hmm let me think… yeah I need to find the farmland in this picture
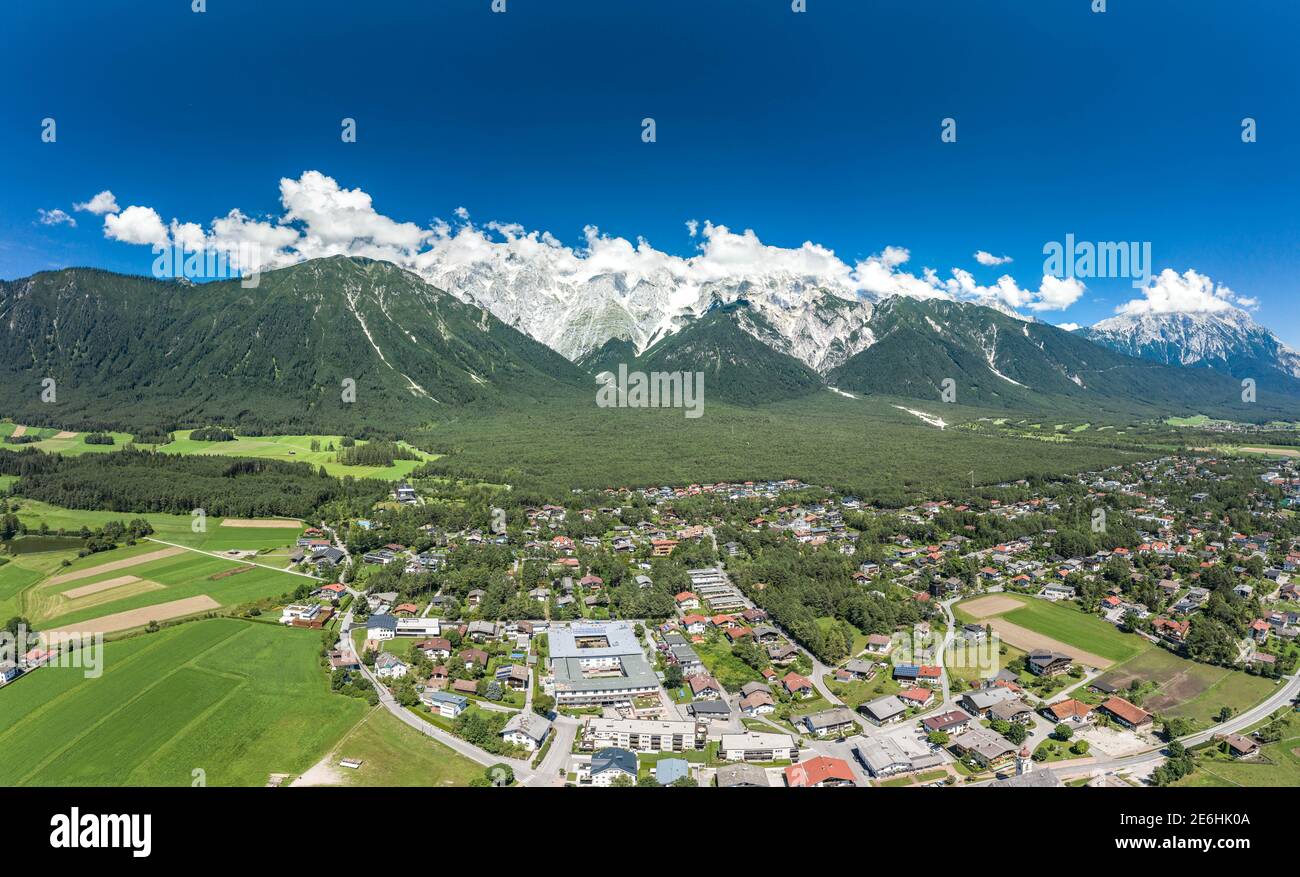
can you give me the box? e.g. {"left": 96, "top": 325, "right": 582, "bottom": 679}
{"left": 298, "top": 708, "right": 482, "bottom": 787}
{"left": 0, "top": 423, "right": 134, "bottom": 456}
{"left": 152, "top": 431, "right": 435, "bottom": 480}
{"left": 7, "top": 536, "right": 313, "bottom": 635}
{"left": 1092, "top": 648, "right": 1278, "bottom": 727}
{"left": 0, "top": 619, "right": 365, "bottom": 785}
{"left": 956, "top": 593, "right": 1149, "bottom": 666}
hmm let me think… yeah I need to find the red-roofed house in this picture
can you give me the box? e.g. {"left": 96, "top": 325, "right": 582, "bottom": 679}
{"left": 782, "top": 672, "right": 815, "bottom": 699}
{"left": 784, "top": 755, "right": 855, "bottom": 787}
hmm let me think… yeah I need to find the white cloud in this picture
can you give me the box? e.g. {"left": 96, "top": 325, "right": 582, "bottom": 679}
{"left": 974, "top": 250, "right": 1012, "bottom": 266}
{"left": 73, "top": 190, "right": 120, "bottom": 215}
{"left": 1114, "top": 268, "right": 1253, "bottom": 316}
{"left": 83, "top": 169, "right": 1090, "bottom": 316}
{"left": 103, "top": 205, "right": 169, "bottom": 246}
{"left": 1056, "top": 322, "right": 1081, "bottom": 332}
{"left": 37, "top": 208, "right": 76, "bottom": 227}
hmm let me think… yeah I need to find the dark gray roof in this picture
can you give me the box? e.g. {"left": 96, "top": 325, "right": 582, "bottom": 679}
{"left": 591, "top": 747, "right": 637, "bottom": 776}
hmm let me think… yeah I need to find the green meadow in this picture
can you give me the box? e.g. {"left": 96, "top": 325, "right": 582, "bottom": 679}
{"left": 999, "top": 597, "right": 1149, "bottom": 664}
{"left": 955, "top": 594, "right": 1149, "bottom": 665}
{"left": 153, "top": 430, "right": 435, "bottom": 480}
{"left": 7, "top": 498, "right": 306, "bottom": 552}
{"left": 22, "top": 539, "right": 312, "bottom": 629}
{"left": 0, "top": 423, "right": 135, "bottom": 456}
{"left": 0, "top": 619, "right": 366, "bottom": 786}
{"left": 314, "top": 708, "right": 482, "bottom": 787}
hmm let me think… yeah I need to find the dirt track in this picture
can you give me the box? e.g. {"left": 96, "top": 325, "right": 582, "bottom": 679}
{"left": 45, "top": 547, "right": 186, "bottom": 586}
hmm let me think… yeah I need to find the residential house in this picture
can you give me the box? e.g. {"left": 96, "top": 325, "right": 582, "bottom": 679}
{"left": 784, "top": 755, "right": 855, "bottom": 787}
{"left": 501, "top": 712, "right": 553, "bottom": 752}
{"left": 801, "top": 708, "right": 858, "bottom": 738}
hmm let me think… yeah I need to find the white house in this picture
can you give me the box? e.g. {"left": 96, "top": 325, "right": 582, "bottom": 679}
{"left": 501, "top": 712, "right": 553, "bottom": 752}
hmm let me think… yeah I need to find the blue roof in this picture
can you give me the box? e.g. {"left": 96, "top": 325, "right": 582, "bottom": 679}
{"left": 654, "top": 758, "right": 690, "bottom": 785}
{"left": 893, "top": 664, "right": 920, "bottom": 678}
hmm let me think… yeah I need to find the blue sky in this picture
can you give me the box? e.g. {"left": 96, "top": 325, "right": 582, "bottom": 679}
{"left": 2, "top": 0, "right": 1297, "bottom": 342}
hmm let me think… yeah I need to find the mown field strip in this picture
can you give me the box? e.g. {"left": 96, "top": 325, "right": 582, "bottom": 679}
{"left": 45, "top": 547, "right": 186, "bottom": 586}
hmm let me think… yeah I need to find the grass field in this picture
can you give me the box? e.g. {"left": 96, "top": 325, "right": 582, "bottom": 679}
{"left": 8, "top": 538, "right": 312, "bottom": 632}
{"left": 0, "top": 423, "right": 135, "bottom": 456}
{"left": 693, "top": 636, "right": 764, "bottom": 690}
{"left": 1177, "top": 734, "right": 1300, "bottom": 787}
{"left": 956, "top": 594, "right": 1149, "bottom": 665}
{"left": 307, "top": 708, "right": 482, "bottom": 787}
{"left": 8, "top": 498, "right": 306, "bottom": 553}
{"left": 152, "top": 430, "right": 435, "bottom": 480}
{"left": 0, "top": 618, "right": 366, "bottom": 785}
{"left": 1094, "top": 647, "right": 1278, "bottom": 726}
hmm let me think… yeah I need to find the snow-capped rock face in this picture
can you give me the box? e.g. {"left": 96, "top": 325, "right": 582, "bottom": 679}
{"left": 1083, "top": 309, "right": 1300, "bottom": 379}
{"left": 421, "top": 254, "right": 880, "bottom": 372}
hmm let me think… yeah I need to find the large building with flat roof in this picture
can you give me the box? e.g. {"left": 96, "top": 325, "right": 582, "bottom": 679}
{"left": 548, "top": 622, "right": 660, "bottom": 707}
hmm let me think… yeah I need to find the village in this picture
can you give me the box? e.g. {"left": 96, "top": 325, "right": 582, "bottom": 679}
{"left": 222, "top": 453, "right": 1300, "bottom": 787}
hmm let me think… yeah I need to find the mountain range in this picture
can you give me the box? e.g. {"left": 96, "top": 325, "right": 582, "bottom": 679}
{"left": 1080, "top": 309, "right": 1300, "bottom": 385}
{"left": 431, "top": 248, "right": 1300, "bottom": 399}
{"left": 1, "top": 256, "right": 1297, "bottom": 433}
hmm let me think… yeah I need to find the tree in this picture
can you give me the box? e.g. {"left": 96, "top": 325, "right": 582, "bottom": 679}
{"left": 664, "top": 663, "right": 683, "bottom": 689}
{"left": 1070, "top": 739, "right": 1090, "bottom": 756}
{"left": 1215, "top": 706, "right": 1234, "bottom": 723}
{"left": 610, "top": 774, "right": 634, "bottom": 787}
{"left": 1004, "top": 722, "right": 1027, "bottom": 746}
{"left": 486, "top": 764, "right": 514, "bottom": 786}
{"left": 1052, "top": 723, "right": 1073, "bottom": 741}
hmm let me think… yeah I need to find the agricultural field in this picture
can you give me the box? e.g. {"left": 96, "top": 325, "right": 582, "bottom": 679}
{"left": 12, "top": 538, "right": 314, "bottom": 635}
{"left": 7, "top": 498, "right": 306, "bottom": 553}
{"left": 956, "top": 593, "right": 1149, "bottom": 667}
{"left": 0, "top": 423, "right": 135, "bottom": 456}
{"left": 1092, "top": 648, "right": 1278, "bottom": 726}
{"left": 152, "top": 430, "right": 435, "bottom": 480}
{"left": 297, "top": 708, "right": 482, "bottom": 787}
{"left": 0, "top": 618, "right": 366, "bottom": 785}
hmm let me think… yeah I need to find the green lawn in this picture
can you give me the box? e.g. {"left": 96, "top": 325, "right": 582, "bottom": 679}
{"left": 693, "top": 636, "right": 764, "bottom": 690}
{"left": 0, "top": 618, "right": 365, "bottom": 785}
{"left": 317, "top": 708, "right": 482, "bottom": 787}
{"left": 153, "top": 430, "right": 435, "bottom": 480}
{"left": 1177, "top": 735, "right": 1300, "bottom": 787}
{"left": 945, "top": 642, "right": 1027, "bottom": 691}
